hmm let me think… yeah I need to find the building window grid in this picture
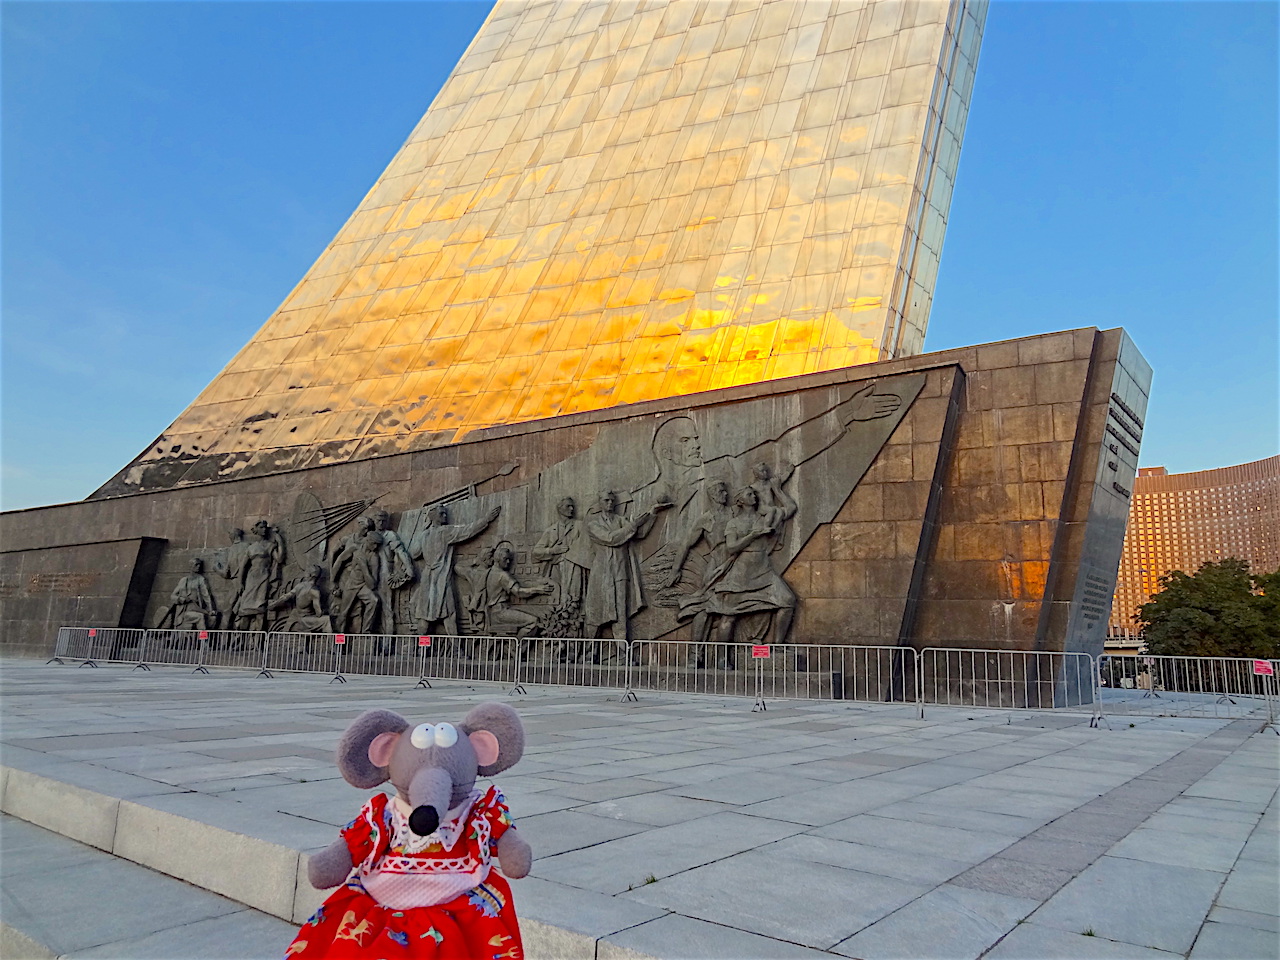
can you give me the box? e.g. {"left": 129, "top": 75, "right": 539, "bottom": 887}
{"left": 1110, "top": 458, "right": 1280, "bottom": 632}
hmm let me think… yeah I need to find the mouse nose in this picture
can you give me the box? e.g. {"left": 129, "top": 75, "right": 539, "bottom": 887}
{"left": 409, "top": 805, "right": 440, "bottom": 836}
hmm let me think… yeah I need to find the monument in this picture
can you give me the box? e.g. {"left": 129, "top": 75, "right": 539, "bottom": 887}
{"left": 0, "top": 0, "right": 1150, "bottom": 704}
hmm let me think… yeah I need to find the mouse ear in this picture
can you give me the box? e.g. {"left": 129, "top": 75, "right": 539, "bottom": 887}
{"left": 337, "top": 709, "right": 408, "bottom": 787}
{"left": 459, "top": 702, "right": 524, "bottom": 776}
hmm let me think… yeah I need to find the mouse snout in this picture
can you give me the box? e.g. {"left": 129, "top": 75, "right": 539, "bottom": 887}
{"left": 408, "top": 805, "right": 440, "bottom": 836}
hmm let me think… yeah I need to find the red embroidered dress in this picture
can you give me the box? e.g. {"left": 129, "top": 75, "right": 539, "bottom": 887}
{"left": 286, "top": 786, "right": 523, "bottom": 959}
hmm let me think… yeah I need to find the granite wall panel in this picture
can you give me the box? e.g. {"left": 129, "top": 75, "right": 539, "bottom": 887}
{"left": 0, "top": 538, "right": 166, "bottom": 658}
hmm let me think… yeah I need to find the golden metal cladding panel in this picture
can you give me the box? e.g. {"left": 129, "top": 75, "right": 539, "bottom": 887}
{"left": 106, "top": 0, "right": 986, "bottom": 493}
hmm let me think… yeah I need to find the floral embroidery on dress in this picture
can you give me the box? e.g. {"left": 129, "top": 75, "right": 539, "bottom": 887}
{"left": 466, "top": 881, "right": 507, "bottom": 918}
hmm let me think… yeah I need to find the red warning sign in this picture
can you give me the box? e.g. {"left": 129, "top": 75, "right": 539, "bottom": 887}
{"left": 334, "top": 633, "right": 346, "bottom": 645}
{"left": 198, "top": 630, "right": 208, "bottom": 640}
{"left": 752, "top": 645, "right": 771, "bottom": 659}
{"left": 418, "top": 636, "right": 432, "bottom": 647}
{"left": 88, "top": 628, "right": 97, "bottom": 637}
{"left": 1253, "top": 660, "right": 1275, "bottom": 677}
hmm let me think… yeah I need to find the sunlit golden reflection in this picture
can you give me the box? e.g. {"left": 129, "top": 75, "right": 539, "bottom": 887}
{"left": 124, "top": 0, "right": 984, "bottom": 484}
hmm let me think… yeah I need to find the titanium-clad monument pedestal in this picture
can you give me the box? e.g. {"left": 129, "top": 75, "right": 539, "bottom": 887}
{"left": 1, "top": 327, "right": 1150, "bottom": 678}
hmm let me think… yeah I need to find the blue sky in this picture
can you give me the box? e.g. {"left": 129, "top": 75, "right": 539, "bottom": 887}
{"left": 2, "top": 1, "right": 1276, "bottom": 511}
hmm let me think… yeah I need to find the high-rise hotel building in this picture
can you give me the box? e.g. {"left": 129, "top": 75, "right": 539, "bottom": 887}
{"left": 1109, "top": 455, "right": 1280, "bottom": 635}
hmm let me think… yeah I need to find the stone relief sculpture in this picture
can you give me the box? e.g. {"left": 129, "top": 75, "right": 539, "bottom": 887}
{"left": 634, "top": 381, "right": 906, "bottom": 553}
{"left": 665, "top": 480, "right": 733, "bottom": 593}
{"left": 157, "top": 557, "right": 217, "bottom": 630}
{"left": 694, "top": 478, "right": 799, "bottom": 654}
{"left": 334, "top": 532, "right": 383, "bottom": 635}
{"left": 530, "top": 497, "right": 590, "bottom": 643}
{"left": 270, "top": 564, "right": 333, "bottom": 634}
{"left": 410, "top": 502, "right": 501, "bottom": 639}
{"left": 215, "top": 527, "right": 250, "bottom": 618}
{"left": 331, "top": 515, "right": 375, "bottom": 626}
{"left": 150, "top": 373, "right": 926, "bottom": 654}
{"left": 372, "top": 509, "right": 416, "bottom": 635}
{"left": 641, "top": 417, "right": 705, "bottom": 518}
{"left": 484, "top": 543, "right": 552, "bottom": 642}
{"left": 532, "top": 497, "right": 588, "bottom": 608}
{"left": 232, "top": 520, "right": 286, "bottom": 632}
{"left": 457, "top": 546, "right": 497, "bottom": 635}
{"left": 584, "top": 491, "right": 672, "bottom": 655}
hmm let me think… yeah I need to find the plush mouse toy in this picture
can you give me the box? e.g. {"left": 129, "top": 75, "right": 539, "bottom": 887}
{"left": 286, "top": 702, "right": 532, "bottom": 959}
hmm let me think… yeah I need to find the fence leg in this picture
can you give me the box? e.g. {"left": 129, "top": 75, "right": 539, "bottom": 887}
{"left": 1090, "top": 660, "right": 1111, "bottom": 732}
{"left": 48, "top": 630, "right": 69, "bottom": 665}
{"left": 509, "top": 639, "right": 527, "bottom": 696}
{"left": 132, "top": 633, "right": 151, "bottom": 672}
{"left": 257, "top": 633, "right": 274, "bottom": 678}
{"left": 1268, "top": 674, "right": 1279, "bottom": 736}
{"left": 752, "top": 657, "right": 767, "bottom": 713}
{"left": 414, "top": 645, "right": 432, "bottom": 690}
{"left": 329, "top": 642, "right": 346, "bottom": 684}
{"left": 192, "top": 637, "right": 210, "bottom": 675}
{"left": 79, "top": 631, "right": 100, "bottom": 668}
{"left": 619, "top": 643, "right": 638, "bottom": 703}
{"left": 917, "top": 655, "right": 925, "bottom": 720}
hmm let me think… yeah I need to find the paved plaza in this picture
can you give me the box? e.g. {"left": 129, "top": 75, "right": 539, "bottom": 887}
{"left": 0, "top": 659, "right": 1276, "bottom": 959}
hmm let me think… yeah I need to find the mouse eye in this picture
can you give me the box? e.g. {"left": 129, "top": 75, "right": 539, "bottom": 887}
{"left": 434, "top": 723, "right": 458, "bottom": 748}
{"left": 410, "top": 723, "right": 436, "bottom": 749}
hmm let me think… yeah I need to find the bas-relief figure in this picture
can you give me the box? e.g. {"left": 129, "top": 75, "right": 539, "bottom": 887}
{"left": 157, "top": 557, "right": 217, "bottom": 630}
{"left": 666, "top": 480, "right": 733, "bottom": 595}
{"left": 372, "top": 508, "right": 415, "bottom": 634}
{"left": 215, "top": 527, "right": 251, "bottom": 619}
{"left": 628, "top": 380, "right": 916, "bottom": 607}
{"left": 331, "top": 515, "right": 375, "bottom": 628}
{"left": 335, "top": 532, "right": 383, "bottom": 635}
{"left": 270, "top": 564, "right": 333, "bottom": 634}
{"left": 410, "top": 502, "right": 501, "bottom": 638}
{"left": 484, "top": 544, "right": 552, "bottom": 641}
{"left": 701, "top": 477, "right": 798, "bottom": 645}
{"left": 233, "top": 520, "right": 286, "bottom": 632}
{"left": 532, "top": 498, "right": 589, "bottom": 609}
{"left": 584, "top": 491, "right": 672, "bottom": 653}
{"left": 458, "top": 546, "right": 497, "bottom": 635}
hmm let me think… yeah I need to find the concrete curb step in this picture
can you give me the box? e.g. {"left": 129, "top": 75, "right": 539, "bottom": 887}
{"left": 0, "top": 764, "right": 654, "bottom": 960}
{"left": 1, "top": 813, "right": 298, "bottom": 960}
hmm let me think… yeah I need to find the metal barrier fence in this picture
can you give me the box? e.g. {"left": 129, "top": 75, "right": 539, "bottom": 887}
{"left": 516, "top": 638, "right": 633, "bottom": 697}
{"left": 1098, "top": 654, "right": 1279, "bottom": 721}
{"left": 49, "top": 627, "right": 147, "bottom": 667}
{"left": 626, "top": 640, "right": 754, "bottom": 699}
{"left": 760, "top": 643, "right": 917, "bottom": 704}
{"left": 43, "top": 626, "right": 1279, "bottom": 724}
{"left": 917, "top": 648, "right": 1101, "bottom": 722}
{"left": 145, "top": 630, "right": 267, "bottom": 673}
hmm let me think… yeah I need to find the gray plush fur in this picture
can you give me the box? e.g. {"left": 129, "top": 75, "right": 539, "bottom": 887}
{"left": 308, "top": 702, "right": 532, "bottom": 890}
{"left": 336, "top": 708, "right": 408, "bottom": 788}
{"left": 460, "top": 702, "right": 525, "bottom": 777}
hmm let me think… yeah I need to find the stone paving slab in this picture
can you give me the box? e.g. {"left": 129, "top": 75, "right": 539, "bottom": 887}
{"left": 1, "top": 660, "right": 1277, "bottom": 959}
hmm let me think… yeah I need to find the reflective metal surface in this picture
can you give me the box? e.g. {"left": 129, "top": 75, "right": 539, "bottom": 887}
{"left": 104, "top": 0, "right": 986, "bottom": 495}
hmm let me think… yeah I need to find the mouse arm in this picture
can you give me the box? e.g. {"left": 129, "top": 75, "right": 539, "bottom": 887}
{"left": 307, "top": 837, "right": 355, "bottom": 889}
{"left": 496, "top": 828, "right": 531, "bottom": 879}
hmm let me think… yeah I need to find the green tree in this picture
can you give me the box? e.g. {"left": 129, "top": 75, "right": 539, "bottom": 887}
{"left": 1137, "top": 558, "right": 1280, "bottom": 659}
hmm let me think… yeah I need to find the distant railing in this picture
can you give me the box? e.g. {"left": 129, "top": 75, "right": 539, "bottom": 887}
{"left": 45, "top": 626, "right": 1279, "bottom": 723}
{"left": 1097, "top": 654, "right": 1279, "bottom": 721}
{"left": 916, "top": 647, "right": 1101, "bottom": 722}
